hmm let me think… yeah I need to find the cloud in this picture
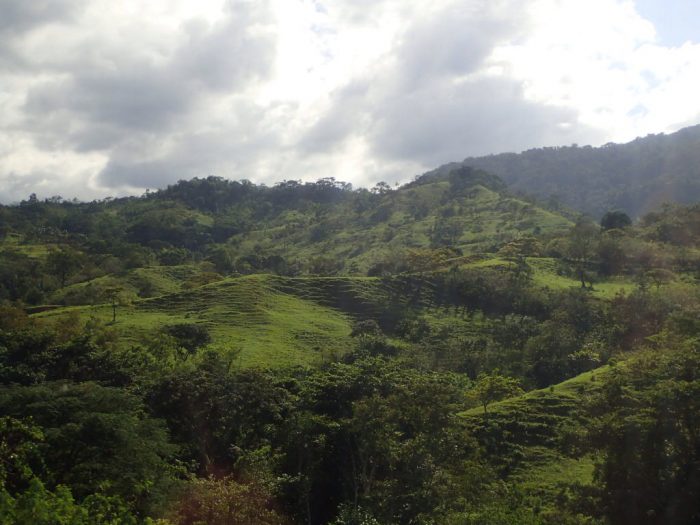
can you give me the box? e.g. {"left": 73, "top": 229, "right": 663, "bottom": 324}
{"left": 1, "top": 0, "right": 700, "bottom": 202}
{"left": 370, "top": 76, "right": 597, "bottom": 164}
{"left": 97, "top": 102, "right": 285, "bottom": 189}
{"left": 21, "top": 1, "right": 275, "bottom": 154}
{"left": 0, "top": 0, "right": 83, "bottom": 35}
{"left": 300, "top": 0, "right": 601, "bottom": 166}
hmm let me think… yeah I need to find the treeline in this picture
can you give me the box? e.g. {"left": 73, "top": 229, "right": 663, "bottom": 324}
{"left": 457, "top": 124, "right": 700, "bottom": 218}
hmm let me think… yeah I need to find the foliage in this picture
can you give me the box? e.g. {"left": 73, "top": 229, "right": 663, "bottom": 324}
{"left": 165, "top": 476, "right": 288, "bottom": 525}
{"left": 600, "top": 210, "right": 631, "bottom": 231}
{"left": 161, "top": 324, "right": 211, "bottom": 360}
{"left": 470, "top": 373, "right": 524, "bottom": 416}
{"left": 0, "top": 174, "right": 698, "bottom": 524}
{"left": 590, "top": 339, "right": 700, "bottom": 525}
{"left": 0, "top": 383, "right": 178, "bottom": 513}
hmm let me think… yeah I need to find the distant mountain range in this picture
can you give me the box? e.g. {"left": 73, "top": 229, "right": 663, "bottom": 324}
{"left": 429, "top": 124, "right": 700, "bottom": 218}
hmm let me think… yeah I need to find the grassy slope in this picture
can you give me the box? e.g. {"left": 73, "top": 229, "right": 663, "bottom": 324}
{"left": 33, "top": 251, "right": 640, "bottom": 369}
{"left": 460, "top": 367, "right": 612, "bottom": 505}
{"left": 0, "top": 233, "right": 55, "bottom": 259}
{"left": 50, "top": 265, "right": 202, "bottom": 305}
{"left": 527, "top": 257, "right": 636, "bottom": 298}
{"left": 37, "top": 274, "right": 357, "bottom": 368}
{"left": 230, "top": 181, "right": 572, "bottom": 273}
{"left": 465, "top": 256, "right": 636, "bottom": 298}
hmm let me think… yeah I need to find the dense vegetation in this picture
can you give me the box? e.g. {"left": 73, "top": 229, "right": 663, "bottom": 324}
{"left": 434, "top": 124, "right": 700, "bottom": 218}
{"left": 1, "top": 170, "right": 699, "bottom": 524}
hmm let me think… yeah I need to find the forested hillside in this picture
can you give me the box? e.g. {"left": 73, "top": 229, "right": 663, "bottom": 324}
{"left": 437, "top": 124, "right": 700, "bottom": 218}
{"left": 0, "top": 167, "right": 569, "bottom": 307}
{"left": 1, "top": 169, "right": 699, "bottom": 524}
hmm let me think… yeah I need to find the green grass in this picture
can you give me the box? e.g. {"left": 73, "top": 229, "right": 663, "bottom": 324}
{"left": 227, "top": 181, "right": 572, "bottom": 274}
{"left": 49, "top": 265, "right": 205, "bottom": 306}
{"left": 462, "top": 256, "right": 636, "bottom": 298}
{"left": 513, "top": 454, "right": 596, "bottom": 499}
{"left": 459, "top": 366, "right": 611, "bottom": 505}
{"left": 0, "top": 240, "right": 55, "bottom": 259}
{"left": 36, "top": 274, "right": 356, "bottom": 368}
{"left": 528, "top": 257, "right": 635, "bottom": 298}
{"left": 460, "top": 366, "right": 611, "bottom": 419}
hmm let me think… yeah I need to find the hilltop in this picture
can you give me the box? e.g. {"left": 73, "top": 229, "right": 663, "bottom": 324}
{"left": 432, "top": 124, "right": 700, "bottom": 218}
{"left": 0, "top": 167, "right": 570, "bottom": 303}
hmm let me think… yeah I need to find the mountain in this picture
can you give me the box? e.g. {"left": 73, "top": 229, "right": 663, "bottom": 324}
{"left": 434, "top": 124, "right": 700, "bottom": 218}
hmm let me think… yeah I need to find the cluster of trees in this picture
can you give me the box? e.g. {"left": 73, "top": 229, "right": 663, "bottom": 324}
{"left": 0, "top": 166, "right": 558, "bottom": 307}
{"left": 0, "top": 312, "right": 536, "bottom": 524}
{"left": 2, "top": 269, "right": 697, "bottom": 524}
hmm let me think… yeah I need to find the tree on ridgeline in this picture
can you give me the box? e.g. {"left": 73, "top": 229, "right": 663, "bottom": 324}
{"left": 470, "top": 373, "right": 523, "bottom": 417}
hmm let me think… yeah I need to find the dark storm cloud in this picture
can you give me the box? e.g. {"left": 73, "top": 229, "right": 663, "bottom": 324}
{"left": 24, "top": 67, "right": 196, "bottom": 151}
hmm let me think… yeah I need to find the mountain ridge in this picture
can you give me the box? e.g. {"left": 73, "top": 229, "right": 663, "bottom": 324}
{"left": 442, "top": 123, "right": 700, "bottom": 218}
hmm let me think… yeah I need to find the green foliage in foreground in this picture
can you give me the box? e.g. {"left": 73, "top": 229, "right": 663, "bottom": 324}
{"left": 590, "top": 325, "right": 700, "bottom": 525}
{"left": 0, "top": 478, "right": 155, "bottom": 525}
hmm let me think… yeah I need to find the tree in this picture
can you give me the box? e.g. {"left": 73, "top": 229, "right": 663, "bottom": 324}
{"left": 592, "top": 346, "right": 700, "bottom": 525}
{"left": 470, "top": 373, "right": 523, "bottom": 416}
{"left": 103, "top": 286, "right": 133, "bottom": 323}
{"left": 162, "top": 323, "right": 211, "bottom": 361}
{"left": 430, "top": 217, "right": 464, "bottom": 248}
{"left": 207, "top": 245, "right": 236, "bottom": 274}
{"left": 405, "top": 248, "right": 450, "bottom": 274}
{"left": 308, "top": 256, "right": 342, "bottom": 276}
{"left": 350, "top": 320, "right": 381, "bottom": 339}
{"left": 0, "top": 417, "right": 45, "bottom": 492}
{"left": 166, "top": 476, "right": 288, "bottom": 525}
{"left": 597, "top": 230, "right": 627, "bottom": 275}
{"left": 565, "top": 220, "right": 599, "bottom": 288}
{"left": 498, "top": 236, "right": 539, "bottom": 284}
{"left": 643, "top": 268, "right": 676, "bottom": 291}
{"left": 46, "top": 248, "right": 82, "bottom": 288}
{"left": 600, "top": 210, "right": 632, "bottom": 231}
{"left": 0, "top": 383, "right": 177, "bottom": 511}
{"left": 0, "top": 477, "right": 142, "bottom": 525}
{"left": 370, "top": 181, "right": 392, "bottom": 195}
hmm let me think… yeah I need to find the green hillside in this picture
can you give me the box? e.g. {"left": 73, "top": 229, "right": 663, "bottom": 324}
{"left": 36, "top": 275, "right": 358, "bottom": 367}
{"left": 444, "top": 124, "right": 700, "bottom": 218}
{"left": 0, "top": 167, "right": 571, "bottom": 297}
{"left": 1, "top": 174, "right": 698, "bottom": 524}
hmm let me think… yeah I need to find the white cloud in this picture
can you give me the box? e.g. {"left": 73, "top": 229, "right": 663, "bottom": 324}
{"left": 0, "top": 0, "right": 699, "bottom": 202}
{"left": 493, "top": 0, "right": 700, "bottom": 140}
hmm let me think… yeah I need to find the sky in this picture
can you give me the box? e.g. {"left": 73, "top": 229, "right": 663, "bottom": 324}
{"left": 1, "top": 0, "right": 700, "bottom": 203}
